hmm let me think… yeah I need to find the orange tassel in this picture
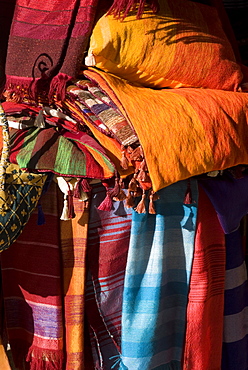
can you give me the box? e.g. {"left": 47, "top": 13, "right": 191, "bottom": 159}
{"left": 149, "top": 191, "right": 156, "bottom": 214}
{"left": 135, "top": 190, "right": 146, "bottom": 214}
{"left": 126, "top": 190, "right": 135, "bottom": 208}
{"left": 120, "top": 145, "right": 129, "bottom": 170}
{"left": 128, "top": 173, "right": 139, "bottom": 192}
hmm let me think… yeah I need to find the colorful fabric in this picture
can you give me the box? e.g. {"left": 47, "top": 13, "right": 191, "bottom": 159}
{"left": 183, "top": 185, "right": 225, "bottom": 370}
{"left": 85, "top": 183, "right": 132, "bottom": 370}
{"left": 3, "top": 0, "right": 99, "bottom": 102}
{"left": 87, "top": 0, "right": 243, "bottom": 91}
{"left": 9, "top": 126, "right": 115, "bottom": 179}
{"left": 222, "top": 228, "right": 248, "bottom": 370}
{"left": 60, "top": 197, "right": 90, "bottom": 370}
{"left": 0, "top": 180, "right": 65, "bottom": 370}
{"left": 121, "top": 179, "right": 198, "bottom": 370}
{"left": 85, "top": 68, "right": 248, "bottom": 192}
{"left": 198, "top": 171, "right": 248, "bottom": 234}
{"left": 67, "top": 81, "right": 139, "bottom": 147}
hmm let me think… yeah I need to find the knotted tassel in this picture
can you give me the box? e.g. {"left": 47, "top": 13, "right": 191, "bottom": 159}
{"left": 57, "top": 177, "right": 76, "bottom": 220}
{"left": 135, "top": 189, "right": 147, "bottom": 214}
{"left": 120, "top": 145, "right": 129, "bottom": 170}
{"left": 98, "top": 190, "right": 113, "bottom": 212}
{"left": 61, "top": 194, "right": 70, "bottom": 221}
{"left": 183, "top": 179, "right": 193, "bottom": 205}
{"left": 74, "top": 178, "right": 91, "bottom": 201}
{"left": 128, "top": 172, "right": 139, "bottom": 192}
{"left": 148, "top": 191, "right": 156, "bottom": 214}
{"left": 37, "top": 201, "right": 45, "bottom": 225}
{"left": 68, "top": 188, "right": 76, "bottom": 218}
{"left": 125, "top": 189, "right": 135, "bottom": 208}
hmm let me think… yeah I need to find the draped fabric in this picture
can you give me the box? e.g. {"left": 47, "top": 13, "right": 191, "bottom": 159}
{"left": 0, "top": 180, "right": 64, "bottom": 370}
{"left": 121, "top": 179, "right": 198, "bottom": 370}
{"left": 183, "top": 185, "right": 225, "bottom": 370}
{"left": 60, "top": 197, "right": 90, "bottom": 370}
{"left": 222, "top": 228, "right": 248, "bottom": 370}
{"left": 3, "top": 0, "right": 100, "bottom": 102}
{"left": 85, "top": 183, "right": 132, "bottom": 370}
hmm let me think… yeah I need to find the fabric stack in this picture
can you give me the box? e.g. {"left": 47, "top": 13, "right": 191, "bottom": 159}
{"left": 0, "top": 0, "right": 248, "bottom": 369}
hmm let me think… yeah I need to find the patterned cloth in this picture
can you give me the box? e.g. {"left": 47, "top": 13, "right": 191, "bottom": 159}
{"left": 183, "top": 185, "right": 225, "bottom": 370}
{"left": 222, "top": 228, "right": 248, "bottom": 370}
{"left": 60, "top": 197, "right": 90, "bottom": 370}
{"left": 3, "top": 0, "right": 99, "bottom": 102}
{"left": 0, "top": 180, "right": 64, "bottom": 370}
{"left": 85, "top": 183, "right": 132, "bottom": 370}
{"left": 121, "top": 179, "right": 198, "bottom": 370}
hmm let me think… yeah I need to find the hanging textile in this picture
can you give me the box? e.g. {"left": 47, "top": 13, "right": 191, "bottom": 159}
{"left": 60, "top": 197, "right": 90, "bottom": 370}
{"left": 222, "top": 228, "right": 248, "bottom": 370}
{"left": 3, "top": 0, "right": 100, "bottom": 103}
{"left": 0, "top": 180, "right": 65, "bottom": 370}
{"left": 182, "top": 185, "right": 225, "bottom": 370}
{"left": 121, "top": 179, "right": 198, "bottom": 370}
{"left": 85, "top": 183, "right": 132, "bottom": 369}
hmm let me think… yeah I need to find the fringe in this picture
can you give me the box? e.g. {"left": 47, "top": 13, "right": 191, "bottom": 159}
{"left": 26, "top": 346, "right": 64, "bottom": 370}
{"left": 107, "top": 0, "right": 160, "bottom": 19}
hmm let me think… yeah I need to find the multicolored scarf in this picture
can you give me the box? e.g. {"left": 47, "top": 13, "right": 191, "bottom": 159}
{"left": 0, "top": 181, "right": 64, "bottom": 370}
{"left": 121, "top": 179, "right": 198, "bottom": 370}
{"left": 85, "top": 183, "right": 132, "bottom": 369}
{"left": 3, "top": 0, "right": 100, "bottom": 103}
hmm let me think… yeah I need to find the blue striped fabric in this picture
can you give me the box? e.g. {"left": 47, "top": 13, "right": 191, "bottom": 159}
{"left": 222, "top": 228, "right": 248, "bottom": 370}
{"left": 121, "top": 179, "right": 198, "bottom": 370}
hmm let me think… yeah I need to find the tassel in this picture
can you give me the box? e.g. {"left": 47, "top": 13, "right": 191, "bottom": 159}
{"left": 37, "top": 202, "right": 45, "bottom": 225}
{"left": 128, "top": 173, "right": 139, "bottom": 191}
{"left": 67, "top": 188, "right": 76, "bottom": 218}
{"left": 60, "top": 194, "right": 70, "bottom": 221}
{"left": 85, "top": 51, "right": 96, "bottom": 66}
{"left": 74, "top": 179, "right": 91, "bottom": 201}
{"left": 125, "top": 189, "right": 135, "bottom": 208}
{"left": 107, "top": 0, "right": 159, "bottom": 19}
{"left": 135, "top": 189, "right": 146, "bottom": 214}
{"left": 98, "top": 190, "right": 113, "bottom": 212}
{"left": 48, "top": 73, "right": 72, "bottom": 102}
{"left": 120, "top": 145, "right": 129, "bottom": 170}
{"left": 148, "top": 190, "right": 156, "bottom": 214}
{"left": 184, "top": 179, "right": 193, "bottom": 205}
{"left": 80, "top": 178, "right": 92, "bottom": 193}
{"left": 109, "top": 176, "right": 121, "bottom": 198}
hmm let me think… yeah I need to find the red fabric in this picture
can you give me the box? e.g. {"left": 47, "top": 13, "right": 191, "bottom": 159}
{"left": 183, "top": 185, "right": 226, "bottom": 370}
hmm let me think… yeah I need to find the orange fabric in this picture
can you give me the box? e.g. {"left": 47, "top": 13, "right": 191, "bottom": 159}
{"left": 60, "top": 198, "right": 90, "bottom": 370}
{"left": 183, "top": 185, "right": 225, "bottom": 370}
{"left": 87, "top": 0, "right": 243, "bottom": 91}
{"left": 0, "top": 338, "right": 11, "bottom": 370}
{"left": 85, "top": 69, "right": 248, "bottom": 192}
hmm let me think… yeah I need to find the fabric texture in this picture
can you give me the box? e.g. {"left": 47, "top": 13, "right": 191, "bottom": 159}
{"left": 9, "top": 127, "right": 116, "bottom": 180}
{"left": 85, "top": 68, "right": 248, "bottom": 192}
{"left": 87, "top": 0, "right": 243, "bottom": 90}
{"left": 121, "top": 179, "right": 198, "bottom": 370}
{"left": 0, "top": 180, "right": 65, "bottom": 370}
{"left": 60, "top": 197, "right": 90, "bottom": 370}
{"left": 3, "top": 0, "right": 99, "bottom": 102}
{"left": 183, "top": 185, "right": 225, "bottom": 370}
{"left": 222, "top": 228, "right": 248, "bottom": 370}
{"left": 85, "top": 183, "right": 132, "bottom": 370}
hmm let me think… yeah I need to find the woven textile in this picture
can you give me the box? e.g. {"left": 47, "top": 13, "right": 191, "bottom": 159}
{"left": 85, "top": 183, "right": 132, "bottom": 370}
{"left": 183, "top": 185, "right": 225, "bottom": 370}
{"left": 0, "top": 180, "right": 65, "bottom": 370}
{"left": 121, "top": 179, "right": 198, "bottom": 370}
{"left": 84, "top": 68, "right": 248, "bottom": 192}
{"left": 222, "top": 229, "right": 248, "bottom": 370}
{"left": 9, "top": 126, "right": 115, "bottom": 180}
{"left": 60, "top": 197, "right": 89, "bottom": 370}
{"left": 3, "top": 0, "right": 99, "bottom": 102}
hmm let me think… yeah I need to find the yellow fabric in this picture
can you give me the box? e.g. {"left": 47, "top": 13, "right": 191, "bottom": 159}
{"left": 0, "top": 337, "right": 11, "bottom": 370}
{"left": 88, "top": 0, "right": 243, "bottom": 91}
{"left": 85, "top": 69, "right": 248, "bottom": 192}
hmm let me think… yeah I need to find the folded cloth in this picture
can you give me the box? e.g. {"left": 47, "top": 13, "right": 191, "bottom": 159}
{"left": 84, "top": 68, "right": 248, "bottom": 192}
{"left": 121, "top": 179, "right": 198, "bottom": 370}
{"left": 0, "top": 180, "right": 65, "bottom": 370}
{"left": 9, "top": 126, "right": 116, "bottom": 180}
{"left": 183, "top": 185, "right": 225, "bottom": 370}
{"left": 3, "top": 0, "right": 99, "bottom": 103}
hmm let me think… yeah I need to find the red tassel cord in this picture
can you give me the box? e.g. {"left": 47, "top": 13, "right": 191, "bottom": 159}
{"left": 135, "top": 189, "right": 147, "bottom": 214}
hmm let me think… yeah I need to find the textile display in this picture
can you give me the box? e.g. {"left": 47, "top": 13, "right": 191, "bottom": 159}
{"left": 121, "top": 179, "right": 198, "bottom": 370}
{"left": 60, "top": 197, "right": 90, "bottom": 370}
{"left": 183, "top": 185, "right": 225, "bottom": 370}
{"left": 0, "top": 180, "right": 64, "bottom": 370}
{"left": 222, "top": 228, "right": 248, "bottom": 370}
{"left": 85, "top": 68, "right": 248, "bottom": 192}
{"left": 85, "top": 183, "right": 132, "bottom": 370}
{"left": 9, "top": 127, "right": 116, "bottom": 180}
{"left": 87, "top": 0, "right": 243, "bottom": 90}
{"left": 3, "top": 0, "right": 100, "bottom": 103}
